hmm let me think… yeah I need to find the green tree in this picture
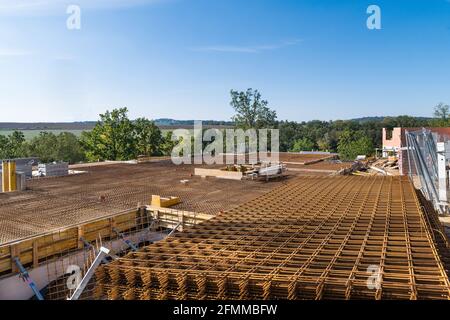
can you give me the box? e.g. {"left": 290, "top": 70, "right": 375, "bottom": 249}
{"left": 28, "top": 132, "right": 85, "bottom": 163}
{"left": 160, "top": 131, "right": 177, "bottom": 156}
{"left": 56, "top": 132, "right": 85, "bottom": 163}
{"left": 28, "top": 132, "right": 59, "bottom": 163}
{"left": 434, "top": 102, "right": 450, "bottom": 120}
{"left": 317, "top": 135, "right": 330, "bottom": 151}
{"left": 432, "top": 102, "right": 450, "bottom": 126}
{"left": 134, "top": 118, "right": 164, "bottom": 156}
{"left": 337, "top": 130, "right": 373, "bottom": 160}
{"left": 0, "top": 135, "right": 10, "bottom": 159}
{"left": 291, "top": 137, "right": 315, "bottom": 152}
{"left": 230, "top": 88, "right": 277, "bottom": 129}
{"left": 0, "top": 131, "right": 27, "bottom": 159}
{"left": 81, "top": 108, "right": 136, "bottom": 161}
{"left": 278, "top": 121, "right": 301, "bottom": 152}
{"left": 395, "top": 115, "right": 425, "bottom": 128}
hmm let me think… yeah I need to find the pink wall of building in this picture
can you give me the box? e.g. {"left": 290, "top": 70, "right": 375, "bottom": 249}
{"left": 382, "top": 128, "right": 403, "bottom": 152}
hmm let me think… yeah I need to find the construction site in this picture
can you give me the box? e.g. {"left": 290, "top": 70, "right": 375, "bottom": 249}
{"left": 0, "top": 144, "right": 449, "bottom": 301}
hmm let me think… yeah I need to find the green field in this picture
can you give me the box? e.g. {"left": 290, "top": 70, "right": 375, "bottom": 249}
{"left": 0, "top": 129, "right": 87, "bottom": 140}
{"left": 0, "top": 128, "right": 178, "bottom": 141}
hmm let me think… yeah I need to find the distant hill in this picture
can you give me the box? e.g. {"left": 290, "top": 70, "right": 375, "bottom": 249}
{"left": 0, "top": 122, "right": 97, "bottom": 130}
{"left": 350, "top": 117, "right": 385, "bottom": 123}
{"left": 154, "top": 118, "right": 234, "bottom": 126}
{"left": 0, "top": 119, "right": 235, "bottom": 131}
{"left": 0, "top": 116, "right": 434, "bottom": 131}
{"left": 351, "top": 116, "right": 433, "bottom": 123}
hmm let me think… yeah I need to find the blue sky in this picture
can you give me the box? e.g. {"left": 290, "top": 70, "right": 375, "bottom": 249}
{"left": 0, "top": 0, "right": 449, "bottom": 122}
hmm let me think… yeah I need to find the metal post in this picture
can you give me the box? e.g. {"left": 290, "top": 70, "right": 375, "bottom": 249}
{"left": 113, "top": 228, "right": 138, "bottom": 251}
{"left": 13, "top": 257, "right": 44, "bottom": 300}
{"left": 167, "top": 222, "right": 182, "bottom": 237}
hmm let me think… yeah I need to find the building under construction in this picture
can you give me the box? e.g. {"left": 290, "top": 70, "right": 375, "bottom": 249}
{"left": 0, "top": 152, "right": 449, "bottom": 300}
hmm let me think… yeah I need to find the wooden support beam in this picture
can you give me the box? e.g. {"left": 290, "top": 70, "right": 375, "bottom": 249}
{"left": 109, "top": 218, "right": 117, "bottom": 238}
{"left": 10, "top": 244, "right": 20, "bottom": 273}
{"left": 77, "top": 226, "right": 84, "bottom": 249}
{"left": 32, "top": 241, "right": 39, "bottom": 268}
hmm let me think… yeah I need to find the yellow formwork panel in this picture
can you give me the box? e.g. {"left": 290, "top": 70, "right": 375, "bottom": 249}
{"left": 9, "top": 161, "right": 16, "bottom": 192}
{"left": 1, "top": 161, "right": 17, "bottom": 193}
{"left": 2, "top": 161, "right": 9, "bottom": 193}
{"left": 151, "top": 195, "right": 181, "bottom": 208}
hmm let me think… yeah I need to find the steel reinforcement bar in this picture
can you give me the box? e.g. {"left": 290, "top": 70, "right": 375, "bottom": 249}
{"left": 94, "top": 176, "right": 450, "bottom": 300}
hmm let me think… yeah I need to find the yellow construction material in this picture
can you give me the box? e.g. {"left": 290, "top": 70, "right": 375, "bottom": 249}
{"left": 194, "top": 168, "right": 243, "bottom": 180}
{"left": 151, "top": 195, "right": 181, "bottom": 208}
{"left": 2, "top": 161, "right": 10, "bottom": 192}
{"left": 9, "top": 161, "right": 16, "bottom": 192}
{"left": 1, "top": 161, "right": 17, "bottom": 193}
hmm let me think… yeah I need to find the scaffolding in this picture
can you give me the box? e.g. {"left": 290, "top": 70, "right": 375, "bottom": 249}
{"left": 94, "top": 176, "right": 450, "bottom": 300}
{"left": 405, "top": 128, "right": 450, "bottom": 214}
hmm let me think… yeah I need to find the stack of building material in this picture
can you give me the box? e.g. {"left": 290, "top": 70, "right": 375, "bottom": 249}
{"left": 0, "top": 158, "right": 37, "bottom": 178}
{"left": 17, "top": 164, "right": 32, "bottom": 179}
{"left": 38, "top": 162, "right": 68, "bottom": 177}
{"left": 15, "top": 158, "right": 38, "bottom": 178}
{"left": 94, "top": 175, "right": 450, "bottom": 300}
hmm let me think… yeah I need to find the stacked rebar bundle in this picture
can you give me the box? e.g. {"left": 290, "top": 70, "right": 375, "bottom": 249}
{"left": 38, "top": 162, "right": 69, "bottom": 177}
{"left": 94, "top": 176, "right": 450, "bottom": 300}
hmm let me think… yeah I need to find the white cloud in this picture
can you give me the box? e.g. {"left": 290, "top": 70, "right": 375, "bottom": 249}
{"left": 190, "top": 39, "right": 302, "bottom": 53}
{"left": 53, "top": 55, "right": 75, "bottom": 61}
{"left": 0, "top": 0, "right": 165, "bottom": 16}
{"left": 0, "top": 48, "right": 32, "bottom": 57}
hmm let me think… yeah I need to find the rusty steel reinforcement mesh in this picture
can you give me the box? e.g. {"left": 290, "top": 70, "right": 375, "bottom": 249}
{"left": 0, "top": 161, "right": 290, "bottom": 245}
{"left": 94, "top": 175, "right": 450, "bottom": 300}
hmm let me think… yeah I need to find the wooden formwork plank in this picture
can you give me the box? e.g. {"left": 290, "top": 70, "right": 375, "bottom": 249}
{"left": 0, "top": 208, "right": 143, "bottom": 275}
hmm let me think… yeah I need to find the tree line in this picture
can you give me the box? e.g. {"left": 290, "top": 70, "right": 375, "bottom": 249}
{"left": 229, "top": 89, "right": 448, "bottom": 160}
{"left": 0, "top": 109, "right": 175, "bottom": 163}
{"left": 0, "top": 89, "right": 448, "bottom": 163}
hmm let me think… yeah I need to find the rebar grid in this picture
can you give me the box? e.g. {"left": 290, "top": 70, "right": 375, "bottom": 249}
{"left": 94, "top": 176, "right": 450, "bottom": 300}
{"left": 45, "top": 243, "right": 98, "bottom": 300}
{"left": 40, "top": 213, "right": 165, "bottom": 300}
{"left": 0, "top": 161, "right": 293, "bottom": 245}
{"left": 287, "top": 161, "right": 353, "bottom": 171}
